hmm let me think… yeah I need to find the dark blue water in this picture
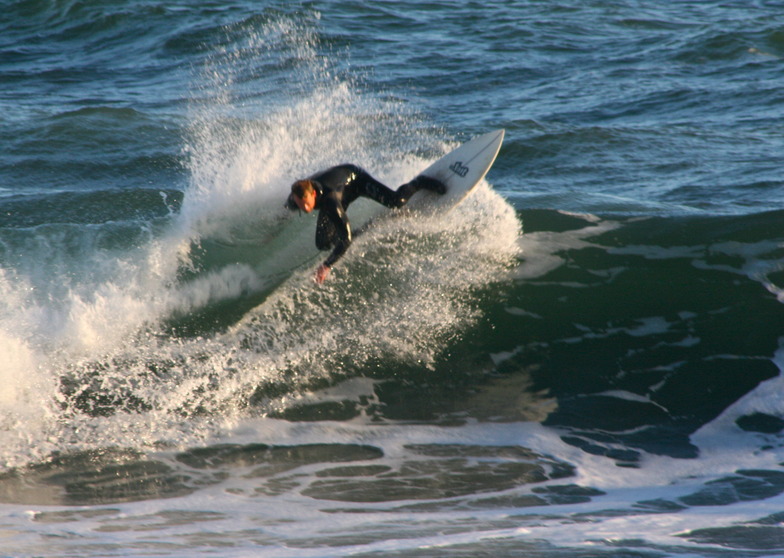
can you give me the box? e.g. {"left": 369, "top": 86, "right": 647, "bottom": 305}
{"left": 2, "top": 1, "right": 784, "bottom": 556}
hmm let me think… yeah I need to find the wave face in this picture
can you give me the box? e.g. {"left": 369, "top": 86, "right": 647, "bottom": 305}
{"left": 2, "top": 1, "right": 784, "bottom": 556}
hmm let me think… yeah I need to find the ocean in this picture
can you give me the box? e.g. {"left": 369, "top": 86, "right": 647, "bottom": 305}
{"left": 2, "top": 1, "right": 784, "bottom": 556}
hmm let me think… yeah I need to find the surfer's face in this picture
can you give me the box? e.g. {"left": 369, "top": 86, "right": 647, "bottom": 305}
{"left": 293, "top": 189, "right": 316, "bottom": 213}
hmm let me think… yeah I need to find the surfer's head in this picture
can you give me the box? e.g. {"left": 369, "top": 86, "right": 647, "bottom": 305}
{"left": 286, "top": 179, "right": 317, "bottom": 213}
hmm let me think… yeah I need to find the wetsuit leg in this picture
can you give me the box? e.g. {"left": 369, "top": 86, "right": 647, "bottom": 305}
{"left": 347, "top": 166, "right": 446, "bottom": 209}
{"left": 409, "top": 175, "right": 447, "bottom": 194}
{"left": 353, "top": 168, "right": 408, "bottom": 208}
{"left": 384, "top": 175, "right": 447, "bottom": 207}
{"left": 356, "top": 170, "right": 442, "bottom": 208}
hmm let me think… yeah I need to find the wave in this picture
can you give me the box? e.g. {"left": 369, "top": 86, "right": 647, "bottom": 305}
{"left": 0, "top": 12, "right": 521, "bottom": 471}
{"left": 507, "top": 208, "right": 784, "bottom": 462}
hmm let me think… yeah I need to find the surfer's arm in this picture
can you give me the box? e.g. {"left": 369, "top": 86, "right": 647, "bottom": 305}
{"left": 323, "top": 204, "right": 351, "bottom": 267}
{"left": 315, "top": 263, "right": 330, "bottom": 284}
{"left": 315, "top": 196, "right": 352, "bottom": 275}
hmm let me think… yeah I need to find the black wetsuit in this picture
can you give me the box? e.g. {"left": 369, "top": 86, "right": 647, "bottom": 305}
{"left": 307, "top": 164, "right": 444, "bottom": 268}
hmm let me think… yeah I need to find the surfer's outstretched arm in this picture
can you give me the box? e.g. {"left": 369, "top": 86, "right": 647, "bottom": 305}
{"left": 314, "top": 195, "right": 351, "bottom": 283}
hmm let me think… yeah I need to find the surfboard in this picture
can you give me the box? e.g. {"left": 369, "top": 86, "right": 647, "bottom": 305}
{"left": 408, "top": 128, "right": 505, "bottom": 214}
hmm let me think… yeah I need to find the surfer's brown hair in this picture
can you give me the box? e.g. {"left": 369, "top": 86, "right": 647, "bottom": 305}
{"left": 291, "top": 179, "right": 315, "bottom": 199}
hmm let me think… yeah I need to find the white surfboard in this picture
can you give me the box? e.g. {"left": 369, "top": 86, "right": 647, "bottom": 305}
{"left": 408, "top": 128, "right": 505, "bottom": 213}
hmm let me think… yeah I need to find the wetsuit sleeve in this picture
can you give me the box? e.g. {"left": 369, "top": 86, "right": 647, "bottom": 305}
{"left": 316, "top": 195, "right": 352, "bottom": 268}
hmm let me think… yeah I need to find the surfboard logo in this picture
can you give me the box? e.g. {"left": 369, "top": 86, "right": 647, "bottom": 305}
{"left": 449, "top": 161, "right": 470, "bottom": 177}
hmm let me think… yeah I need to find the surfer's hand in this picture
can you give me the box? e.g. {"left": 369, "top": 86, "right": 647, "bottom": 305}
{"left": 315, "top": 264, "right": 330, "bottom": 284}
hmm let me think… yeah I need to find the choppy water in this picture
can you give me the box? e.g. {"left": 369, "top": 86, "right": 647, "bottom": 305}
{"left": 2, "top": 1, "right": 784, "bottom": 556}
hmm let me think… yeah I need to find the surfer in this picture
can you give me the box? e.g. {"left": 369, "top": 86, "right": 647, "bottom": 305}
{"left": 286, "top": 164, "right": 446, "bottom": 283}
